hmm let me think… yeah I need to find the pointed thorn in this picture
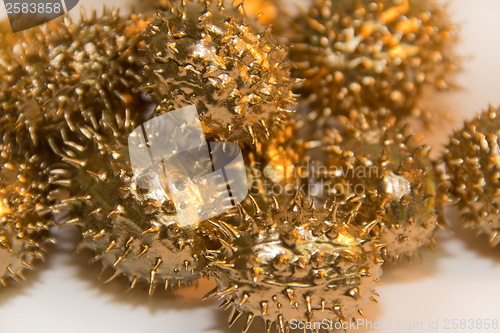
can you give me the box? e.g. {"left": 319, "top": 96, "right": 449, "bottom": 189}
{"left": 203, "top": 286, "right": 219, "bottom": 301}
{"left": 242, "top": 313, "right": 255, "bottom": 333}
{"left": 125, "top": 277, "right": 138, "bottom": 292}
{"left": 228, "top": 309, "right": 243, "bottom": 327}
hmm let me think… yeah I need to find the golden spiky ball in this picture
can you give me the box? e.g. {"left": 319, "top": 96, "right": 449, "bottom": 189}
{"left": 0, "top": 10, "right": 150, "bottom": 148}
{"left": 206, "top": 194, "right": 384, "bottom": 333}
{"left": 288, "top": 0, "right": 458, "bottom": 128}
{"left": 142, "top": 0, "right": 297, "bottom": 145}
{"left": 49, "top": 107, "right": 222, "bottom": 294}
{"left": 443, "top": 106, "right": 500, "bottom": 246}
{"left": 0, "top": 138, "right": 54, "bottom": 286}
{"left": 310, "top": 112, "right": 446, "bottom": 263}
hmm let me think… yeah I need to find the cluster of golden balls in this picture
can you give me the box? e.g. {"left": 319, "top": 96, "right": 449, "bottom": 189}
{"left": 0, "top": 0, "right": 498, "bottom": 332}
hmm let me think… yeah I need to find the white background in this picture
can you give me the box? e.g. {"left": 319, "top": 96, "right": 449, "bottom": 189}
{"left": 1, "top": 0, "right": 500, "bottom": 332}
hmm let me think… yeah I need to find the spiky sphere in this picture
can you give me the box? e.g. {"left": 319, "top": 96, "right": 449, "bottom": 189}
{"left": 142, "top": 0, "right": 297, "bottom": 145}
{"left": 288, "top": 0, "right": 458, "bottom": 129}
{"left": 205, "top": 195, "right": 384, "bottom": 333}
{"left": 48, "top": 105, "right": 224, "bottom": 294}
{"left": 0, "top": 9, "right": 150, "bottom": 149}
{"left": 443, "top": 106, "right": 500, "bottom": 247}
{"left": 311, "top": 112, "right": 445, "bottom": 263}
{"left": 0, "top": 139, "right": 54, "bottom": 286}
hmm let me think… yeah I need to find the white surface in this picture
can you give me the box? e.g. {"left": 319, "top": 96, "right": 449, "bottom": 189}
{"left": 1, "top": 0, "right": 500, "bottom": 332}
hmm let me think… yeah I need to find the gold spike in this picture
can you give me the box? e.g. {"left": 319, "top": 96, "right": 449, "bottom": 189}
{"left": 361, "top": 219, "right": 379, "bottom": 235}
{"left": 346, "top": 287, "right": 360, "bottom": 299}
{"left": 428, "top": 242, "right": 436, "bottom": 253}
{"left": 248, "top": 195, "right": 263, "bottom": 215}
{"left": 358, "top": 309, "right": 365, "bottom": 317}
{"left": 106, "top": 240, "right": 116, "bottom": 252}
{"left": 63, "top": 217, "right": 82, "bottom": 225}
{"left": 203, "top": 286, "right": 219, "bottom": 301}
{"left": 259, "top": 119, "right": 270, "bottom": 139}
{"left": 270, "top": 196, "right": 280, "bottom": 211}
{"left": 239, "top": 293, "right": 249, "bottom": 307}
{"left": 92, "top": 229, "right": 106, "bottom": 239}
{"left": 219, "top": 299, "right": 230, "bottom": 309}
{"left": 22, "top": 260, "right": 34, "bottom": 270}
{"left": 265, "top": 320, "right": 272, "bottom": 333}
{"left": 113, "top": 248, "right": 131, "bottom": 267}
{"left": 252, "top": 267, "right": 262, "bottom": 283}
{"left": 246, "top": 125, "right": 256, "bottom": 145}
{"left": 228, "top": 309, "right": 243, "bottom": 327}
{"left": 149, "top": 270, "right": 157, "bottom": 296}
{"left": 126, "top": 277, "right": 138, "bottom": 292}
{"left": 242, "top": 313, "right": 254, "bottom": 333}
{"left": 143, "top": 225, "right": 160, "bottom": 234}
{"left": 306, "top": 295, "right": 312, "bottom": 313}
{"left": 33, "top": 251, "right": 45, "bottom": 261}
{"left": 6, "top": 265, "right": 15, "bottom": 276}
{"left": 137, "top": 245, "right": 149, "bottom": 257}
{"left": 219, "top": 239, "right": 236, "bottom": 257}
{"left": 285, "top": 288, "right": 294, "bottom": 304}
{"left": 153, "top": 258, "right": 162, "bottom": 270}
{"left": 103, "top": 270, "right": 120, "bottom": 284}
{"left": 277, "top": 314, "right": 285, "bottom": 333}
{"left": 224, "top": 299, "right": 235, "bottom": 310}
{"left": 310, "top": 198, "right": 317, "bottom": 210}
{"left": 260, "top": 301, "right": 268, "bottom": 315}
{"left": 208, "top": 220, "right": 240, "bottom": 242}
{"left": 125, "top": 237, "right": 135, "bottom": 248}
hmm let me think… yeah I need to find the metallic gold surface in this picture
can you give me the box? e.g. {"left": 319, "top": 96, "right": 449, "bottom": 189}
{"left": 206, "top": 193, "right": 384, "bottom": 333}
{"left": 308, "top": 112, "right": 446, "bottom": 263}
{"left": 287, "top": 0, "right": 458, "bottom": 131}
{"left": 0, "top": 140, "right": 54, "bottom": 286}
{"left": 48, "top": 104, "right": 221, "bottom": 294}
{"left": 142, "top": 0, "right": 297, "bottom": 146}
{"left": 0, "top": 10, "right": 155, "bottom": 288}
{"left": 0, "top": 9, "right": 150, "bottom": 149}
{"left": 443, "top": 105, "right": 500, "bottom": 247}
